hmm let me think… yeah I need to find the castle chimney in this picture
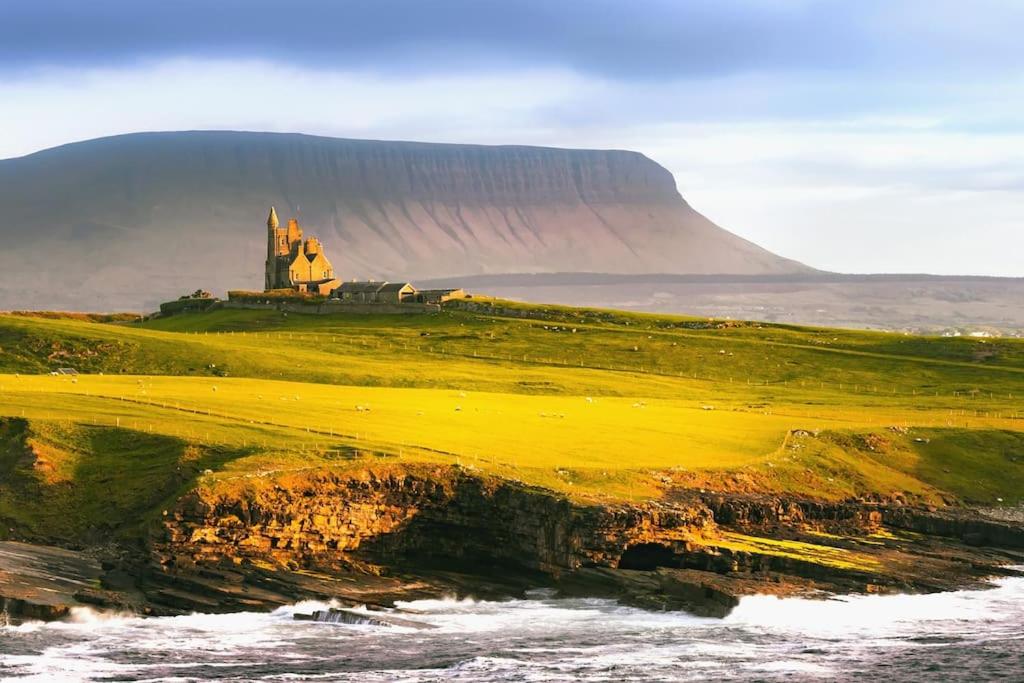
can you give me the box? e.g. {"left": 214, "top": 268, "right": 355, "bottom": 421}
{"left": 286, "top": 217, "right": 302, "bottom": 244}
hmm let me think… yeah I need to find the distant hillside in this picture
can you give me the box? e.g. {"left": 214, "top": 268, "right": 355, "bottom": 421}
{"left": 0, "top": 131, "right": 810, "bottom": 311}
{"left": 418, "top": 272, "right": 1024, "bottom": 334}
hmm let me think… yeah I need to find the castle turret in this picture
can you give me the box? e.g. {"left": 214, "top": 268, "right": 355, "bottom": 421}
{"left": 266, "top": 206, "right": 284, "bottom": 289}
{"left": 267, "top": 207, "right": 278, "bottom": 258}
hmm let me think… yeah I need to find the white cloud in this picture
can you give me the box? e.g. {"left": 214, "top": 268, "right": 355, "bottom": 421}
{"left": 599, "top": 121, "right": 1024, "bottom": 274}
{"left": 2, "top": 59, "right": 1022, "bottom": 275}
{"left": 0, "top": 60, "right": 602, "bottom": 158}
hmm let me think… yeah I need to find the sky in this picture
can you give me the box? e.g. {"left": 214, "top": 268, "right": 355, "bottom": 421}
{"left": 2, "top": 0, "right": 1023, "bottom": 276}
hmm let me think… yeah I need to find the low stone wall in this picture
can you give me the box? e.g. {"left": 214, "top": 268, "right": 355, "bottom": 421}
{"left": 223, "top": 300, "right": 438, "bottom": 315}
{"left": 443, "top": 300, "right": 543, "bottom": 319}
{"left": 158, "top": 297, "right": 220, "bottom": 316}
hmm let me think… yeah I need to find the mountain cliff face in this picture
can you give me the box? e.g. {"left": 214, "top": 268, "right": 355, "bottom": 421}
{"left": 0, "top": 131, "right": 809, "bottom": 310}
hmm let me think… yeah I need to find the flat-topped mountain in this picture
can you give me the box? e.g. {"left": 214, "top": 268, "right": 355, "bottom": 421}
{"left": 0, "top": 131, "right": 809, "bottom": 310}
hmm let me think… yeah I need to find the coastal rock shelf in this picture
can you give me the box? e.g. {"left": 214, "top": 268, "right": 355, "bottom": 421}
{"left": 2, "top": 465, "right": 1023, "bottom": 624}
{"left": 137, "top": 465, "right": 1024, "bottom": 619}
{"left": 0, "top": 541, "right": 128, "bottom": 623}
{"left": 294, "top": 606, "right": 436, "bottom": 629}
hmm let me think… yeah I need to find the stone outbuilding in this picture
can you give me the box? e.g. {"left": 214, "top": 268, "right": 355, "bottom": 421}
{"left": 419, "top": 288, "right": 467, "bottom": 304}
{"left": 334, "top": 281, "right": 386, "bottom": 303}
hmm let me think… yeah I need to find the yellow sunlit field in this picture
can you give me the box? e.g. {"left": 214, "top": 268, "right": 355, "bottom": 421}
{"left": 3, "top": 373, "right": 796, "bottom": 468}
{"left": 1, "top": 303, "right": 1023, "bottom": 512}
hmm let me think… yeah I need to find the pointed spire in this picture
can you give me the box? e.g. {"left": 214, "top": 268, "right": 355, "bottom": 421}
{"left": 267, "top": 206, "right": 279, "bottom": 229}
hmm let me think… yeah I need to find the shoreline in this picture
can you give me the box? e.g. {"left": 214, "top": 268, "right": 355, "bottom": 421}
{"left": 4, "top": 468, "right": 1024, "bottom": 626}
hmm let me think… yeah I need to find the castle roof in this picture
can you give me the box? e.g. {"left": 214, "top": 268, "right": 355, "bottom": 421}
{"left": 419, "top": 288, "right": 462, "bottom": 295}
{"left": 336, "top": 281, "right": 386, "bottom": 294}
{"left": 267, "top": 206, "right": 279, "bottom": 229}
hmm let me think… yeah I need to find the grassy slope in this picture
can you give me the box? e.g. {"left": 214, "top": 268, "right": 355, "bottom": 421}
{"left": 0, "top": 418, "right": 249, "bottom": 544}
{"left": 0, "top": 303, "right": 1022, "bottom": 544}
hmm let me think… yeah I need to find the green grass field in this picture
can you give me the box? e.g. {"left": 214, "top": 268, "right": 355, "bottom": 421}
{"left": 1, "top": 302, "right": 1022, "bottom": 542}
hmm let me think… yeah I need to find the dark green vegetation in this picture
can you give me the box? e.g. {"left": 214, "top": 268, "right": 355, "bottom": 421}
{"left": 0, "top": 418, "right": 247, "bottom": 544}
{"left": 4, "top": 304, "right": 1023, "bottom": 400}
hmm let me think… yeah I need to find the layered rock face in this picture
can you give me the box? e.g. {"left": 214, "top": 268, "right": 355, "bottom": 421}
{"left": 148, "top": 466, "right": 1023, "bottom": 618}
{"left": 161, "top": 467, "right": 714, "bottom": 577}
{"left": 5, "top": 464, "right": 1022, "bottom": 621}
{"left": 0, "top": 131, "right": 809, "bottom": 310}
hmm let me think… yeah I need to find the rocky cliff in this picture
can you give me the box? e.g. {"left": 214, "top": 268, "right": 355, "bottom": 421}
{"left": 161, "top": 467, "right": 713, "bottom": 577}
{"left": 137, "top": 465, "right": 1023, "bottom": 619}
{"left": 4, "top": 462, "right": 1023, "bottom": 623}
{"left": 0, "top": 131, "right": 809, "bottom": 311}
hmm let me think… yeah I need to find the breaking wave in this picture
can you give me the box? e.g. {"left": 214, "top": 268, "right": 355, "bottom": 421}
{"left": 2, "top": 576, "right": 1022, "bottom": 682}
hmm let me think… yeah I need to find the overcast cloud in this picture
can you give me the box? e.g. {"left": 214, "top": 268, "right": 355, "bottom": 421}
{"left": 2, "top": 0, "right": 1022, "bottom": 275}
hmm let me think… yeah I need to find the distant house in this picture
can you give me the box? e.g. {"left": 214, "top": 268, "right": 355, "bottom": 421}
{"left": 52, "top": 367, "right": 78, "bottom": 376}
{"left": 419, "top": 288, "right": 467, "bottom": 304}
{"left": 333, "top": 281, "right": 418, "bottom": 304}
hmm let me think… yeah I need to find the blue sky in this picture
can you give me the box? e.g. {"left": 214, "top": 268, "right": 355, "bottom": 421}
{"left": 3, "top": 0, "right": 1023, "bottom": 275}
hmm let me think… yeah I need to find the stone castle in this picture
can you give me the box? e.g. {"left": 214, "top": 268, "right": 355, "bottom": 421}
{"left": 161, "top": 207, "right": 466, "bottom": 314}
{"left": 265, "top": 206, "right": 341, "bottom": 295}
{"left": 261, "top": 206, "right": 465, "bottom": 305}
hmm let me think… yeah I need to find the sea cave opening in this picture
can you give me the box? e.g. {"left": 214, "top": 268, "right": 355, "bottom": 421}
{"left": 617, "top": 542, "right": 676, "bottom": 571}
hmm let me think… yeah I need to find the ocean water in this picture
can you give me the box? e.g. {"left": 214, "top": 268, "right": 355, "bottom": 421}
{"left": 2, "top": 577, "right": 1023, "bottom": 682}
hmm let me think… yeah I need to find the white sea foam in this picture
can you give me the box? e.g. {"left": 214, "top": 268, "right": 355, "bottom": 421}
{"left": 727, "top": 574, "right": 1024, "bottom": 637}
{"left": 269, "top": 598, "right": 342, "bottom": 618}
{"left": 65, "top": 605, "right": 138, "bottom": 625}
{"left": 1, "top": 618, "right": 46, "bottom": 633}
{"left": 392, "top": 594, "right": 483, "bottom": 611}
{"left": 1, "top": 577, "right": 1021, "bottom": 682}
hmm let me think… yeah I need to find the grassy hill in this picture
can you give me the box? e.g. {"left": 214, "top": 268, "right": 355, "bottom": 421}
{"left": 1, "top": 302, "right": 1022, "bottom": 543}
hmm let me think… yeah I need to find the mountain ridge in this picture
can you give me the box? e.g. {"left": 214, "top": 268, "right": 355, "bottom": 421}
{"left": 0, "top": 130, "right": 810, "bottom": 310}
